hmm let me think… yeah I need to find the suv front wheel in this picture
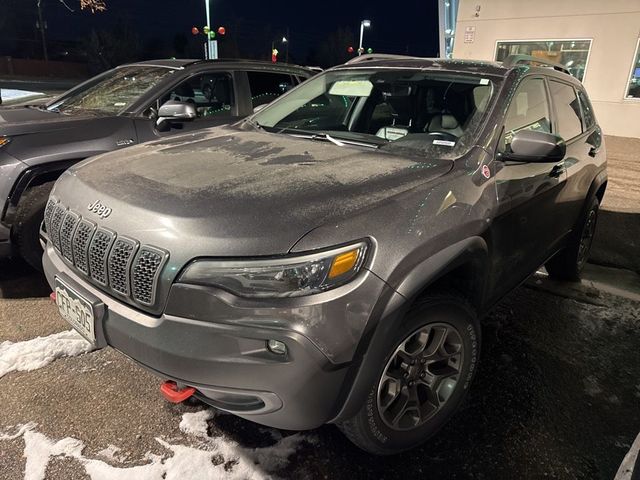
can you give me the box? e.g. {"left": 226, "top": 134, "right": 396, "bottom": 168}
{"left": 339, "top": 292, "right": 480, "bottom": 455}
{"left": 12, "top": 181, "right": 55, "bottom": 271}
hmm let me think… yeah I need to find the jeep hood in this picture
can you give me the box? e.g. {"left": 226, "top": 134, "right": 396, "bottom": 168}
{"left": 0, "top": 105, "right": 96, "bottom": 136}
{"left": 53, "top": 127, "right": 453, "bottom": 257}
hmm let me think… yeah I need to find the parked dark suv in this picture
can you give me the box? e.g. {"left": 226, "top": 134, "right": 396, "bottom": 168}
{"left": 42, "top": 54, "right": 606, "bottom": 454}
{"left": 0, "top": 59, "right": 312, "bottom": 269}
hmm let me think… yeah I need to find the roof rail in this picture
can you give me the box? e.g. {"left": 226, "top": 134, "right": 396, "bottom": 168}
{"left": 502, "top": 54, "right": 571, "bottom": 75}
{"left": 345, "top": 54, "right": 420, "bottom": 64}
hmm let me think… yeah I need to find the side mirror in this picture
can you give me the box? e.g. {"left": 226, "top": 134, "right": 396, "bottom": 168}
{"left": 503, "top": 130, "right": 566, "bottom": 162}
{"left": 156, "top": 100, "right": 197, "bottom": 126}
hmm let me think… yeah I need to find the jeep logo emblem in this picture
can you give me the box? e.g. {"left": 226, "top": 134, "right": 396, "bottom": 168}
{"left": 87, "top": 200, "right": 112, "bottom": 219}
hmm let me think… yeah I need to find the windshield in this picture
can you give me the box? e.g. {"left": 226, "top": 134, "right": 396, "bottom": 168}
{"left": 47, "top": 66, "right": 175, "bottom": 115}
{"left": 252, "top": 68, "right": 498, "bottom": 158}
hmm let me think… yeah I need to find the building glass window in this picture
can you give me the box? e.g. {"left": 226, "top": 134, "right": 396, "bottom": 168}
{"left": 440, "top": 0, "right": 459, "bottom": 59}
{"left": 626, "top": 39, "right": 640, "bottom": 99}
{"left": 495, "top": 39, "right": 592, "bottom": 82}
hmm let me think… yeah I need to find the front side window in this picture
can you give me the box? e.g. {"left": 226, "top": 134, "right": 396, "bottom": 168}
{"left": 626, "top": 39, "right": 640, "bottom": 99}
{"left": 48, "top": 66, "right": 175, "bottom": 115}
{"left": 247, "top": 71, "right": 296, "bottom": 108}
{"left": 496, "top": 40, "right": 592, "bottom": 82}
{"left": 503, "top": 78, "right": 551, "bottom": 147}
{"left": 549, "top": 80, "right": 583, "bottom": 140}
{"left": 252, "top": 69, "right": 498, "bottom": 159}
{"left": 159, "top": 72, "right": 234, "bottom": 119}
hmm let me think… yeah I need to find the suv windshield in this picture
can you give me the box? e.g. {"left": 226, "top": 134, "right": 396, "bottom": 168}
{"left": 252, "top": 68, "right": 498, "bottom": 158}
{"left": 47, "top": 66, "right": 175, "bottom": 115}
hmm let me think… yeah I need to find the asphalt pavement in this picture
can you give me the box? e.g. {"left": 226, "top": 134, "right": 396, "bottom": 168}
{"left": 0, "top": 258, "right": 638, "bottom": 479}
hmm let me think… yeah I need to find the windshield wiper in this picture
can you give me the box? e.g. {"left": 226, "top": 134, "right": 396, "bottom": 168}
{"left": 284, "top": 129, "right": 379, "bottom": 149}
{"left": 244, "top": 117, "right": 264, "bottom": 131}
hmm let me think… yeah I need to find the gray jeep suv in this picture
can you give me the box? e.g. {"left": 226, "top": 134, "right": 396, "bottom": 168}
{"left": 42, "top": 54, "right": 606, "bottom": 454}
{"left": 0, "top": 59, "right": 312, "bottom": 269}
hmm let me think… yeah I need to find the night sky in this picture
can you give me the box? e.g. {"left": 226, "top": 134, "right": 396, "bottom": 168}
{"left": 3, "top": 0, "right": 440, "bottom": 66}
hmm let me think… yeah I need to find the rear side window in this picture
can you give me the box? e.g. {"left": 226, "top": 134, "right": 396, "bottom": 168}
{"left": 503, "top": 78, "right": 551, "bottom": 147}
{"left": 247, "top": 71, "right": 295, "bottom": 108}
{"left": 549, "top": 80, "right": 583, "bottom": 140}
{"left": 576, "top": 89, "right": 596, "bottom": 130}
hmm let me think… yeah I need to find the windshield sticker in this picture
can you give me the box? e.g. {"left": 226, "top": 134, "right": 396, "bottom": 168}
{"left": 432, "top": 139, "right": 456, "bottom": 147}
{"left": 328, "top": 80, "right": 373, "bottom": 97}
{"left": 480, "top": 78, "right": 490, "bottom": 85}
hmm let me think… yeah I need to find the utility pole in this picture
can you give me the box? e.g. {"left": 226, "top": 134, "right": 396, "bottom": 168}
{"left": 36, "top": 0, "right": 48, "bottom": 61}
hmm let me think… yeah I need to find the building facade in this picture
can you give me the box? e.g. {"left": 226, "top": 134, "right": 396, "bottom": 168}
{"left": 448, "top": 0, "right": 640, "bottom": 138}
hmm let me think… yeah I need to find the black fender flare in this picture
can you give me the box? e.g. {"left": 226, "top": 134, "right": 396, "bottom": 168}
{"left": 330, "top": 236, "right": 489, "bottom": 423}
{"left": 2, "top": 159, "right": 81, "bottom": 225}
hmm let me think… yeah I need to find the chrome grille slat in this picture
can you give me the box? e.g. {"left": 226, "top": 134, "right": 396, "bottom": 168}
{"left": 48, "top": 200, "right": 168, "bottom": 308}
{"left": 108, "top": 237, "right": 138, "bottom": 296}
{"left": 132, "top": 246, "right": 167, "bottom": 305}
{"left": 72, "top": 219, "right": 96, "bottom": 275}
{"left": 43, "top": 199, "right": 57, "bottom": 234}
{"left": 88, "top": 228, "right": 116, "bottom": 286}
{"left": 50, "top": 204, "right": 67, "bottom": 251}
{"left": 59, "top": 211, "right": 80, "bottom": 263}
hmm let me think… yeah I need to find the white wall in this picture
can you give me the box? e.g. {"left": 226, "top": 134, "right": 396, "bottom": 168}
{"left": 452, "top": 0, "right": 640, "bottom": 138}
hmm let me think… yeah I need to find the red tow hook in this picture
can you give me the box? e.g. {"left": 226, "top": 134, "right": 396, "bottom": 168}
{"left": 50, "top": 291, "right": 57, "bottom": 302}
{"left": 160, "top": 380, "right": 196, "bottom": 403}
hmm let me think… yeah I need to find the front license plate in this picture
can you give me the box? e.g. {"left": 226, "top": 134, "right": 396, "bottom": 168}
{"left": 55, "top": 277, "right": 96, "bottom": 344}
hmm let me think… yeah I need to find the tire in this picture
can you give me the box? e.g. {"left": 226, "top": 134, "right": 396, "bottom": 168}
{"left": 12, "top": 181, "right": 55, "bottom": 271}
{"left": 338, "top": 292, "right": 480, "bottom": 455}
{"left": 546, "top": 196, "right": 599, "bottom": 281}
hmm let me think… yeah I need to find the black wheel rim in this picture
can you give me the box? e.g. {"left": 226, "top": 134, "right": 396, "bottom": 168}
{"left": 577, "top": 209, "right": 597, "bottom": 268}
{"left": 377, "top": 322, "right": 464, "bottom": 431}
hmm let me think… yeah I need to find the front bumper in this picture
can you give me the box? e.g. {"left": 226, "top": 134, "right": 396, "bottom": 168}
{"left": 43, "top": 243, "right": 387, "bottom": 430}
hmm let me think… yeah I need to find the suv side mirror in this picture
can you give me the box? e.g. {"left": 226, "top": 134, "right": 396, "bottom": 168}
{"left": 502, "top": 130, "right": 566, "bottom": 162}
{"left": 157, "top": 100, "right": 197, "bottom": 126}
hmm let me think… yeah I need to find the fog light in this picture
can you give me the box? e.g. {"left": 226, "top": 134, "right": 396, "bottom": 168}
{"left": 267, "top": 339, "right": 287, "bottom": 355}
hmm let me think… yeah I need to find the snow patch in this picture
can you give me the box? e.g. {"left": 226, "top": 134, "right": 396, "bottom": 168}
{"left": 0, "top": 330, "right": 94, "bottom": 379}
{"left": 96, "top": 444, "right": 129, "bottom": 463}
{"left": 0, "top": 89, "right": 45, "bottom": 100}
{"left": 179, "top": 409, "right": 215, "bottom": 438}
{"left": 1, "top": 415, "right": 313, "bottom": 480}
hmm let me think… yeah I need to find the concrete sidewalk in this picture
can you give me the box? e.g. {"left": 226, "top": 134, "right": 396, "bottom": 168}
{"left": 591, "top": 136, "right": 640, "bottom": 274}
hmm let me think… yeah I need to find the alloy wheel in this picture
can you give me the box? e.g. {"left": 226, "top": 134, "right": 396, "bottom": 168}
{"left": 377, "top": 322, "right": 464, "bottom": 431}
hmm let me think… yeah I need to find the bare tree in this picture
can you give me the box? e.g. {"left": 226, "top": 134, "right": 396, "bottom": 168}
{"left": 79, "top": 0, "right": 106, "bottom": 12}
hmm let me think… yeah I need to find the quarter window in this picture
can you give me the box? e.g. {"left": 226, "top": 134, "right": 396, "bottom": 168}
{"left": 577, "top": 89, "right": 596, "bottom": 130}
{"left": 549, "top": 81, "right": 583, "bottom": 140}
{"left": 247, "top": 71, "right": 295, "bottom": 109}
{"left": 503, "top": 78, "right": 551, "bottom": 147}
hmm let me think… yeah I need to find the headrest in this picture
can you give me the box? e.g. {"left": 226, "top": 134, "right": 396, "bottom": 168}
{"left": 441, "top": 114, "right": 459, "bottom": 129}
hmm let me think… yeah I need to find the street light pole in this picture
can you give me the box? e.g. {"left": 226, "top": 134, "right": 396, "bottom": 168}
{"left": 359, "top": 19, "right": 371, "bottom": 55}
{"left": 204, "top": 0, "right": 218, "bottom": 59}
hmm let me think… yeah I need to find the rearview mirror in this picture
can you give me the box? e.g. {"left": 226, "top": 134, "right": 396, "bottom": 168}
{"left": 502, "top": 130, "right": 566, "bottom": 162}
{"left": 157, "top": 100, "right": 197, "bottom": 126}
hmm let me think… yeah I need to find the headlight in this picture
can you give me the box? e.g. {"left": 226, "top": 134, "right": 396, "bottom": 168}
{"left": 178, "top": 241, "right": 368, "bottom": 298}
{"left": 0, "top": 136, "right": 11, "bottom": 148}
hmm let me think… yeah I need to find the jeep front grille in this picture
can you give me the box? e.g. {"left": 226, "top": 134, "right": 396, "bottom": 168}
{"left": 46, "top": 198, "right": 168, "bottom": 308}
